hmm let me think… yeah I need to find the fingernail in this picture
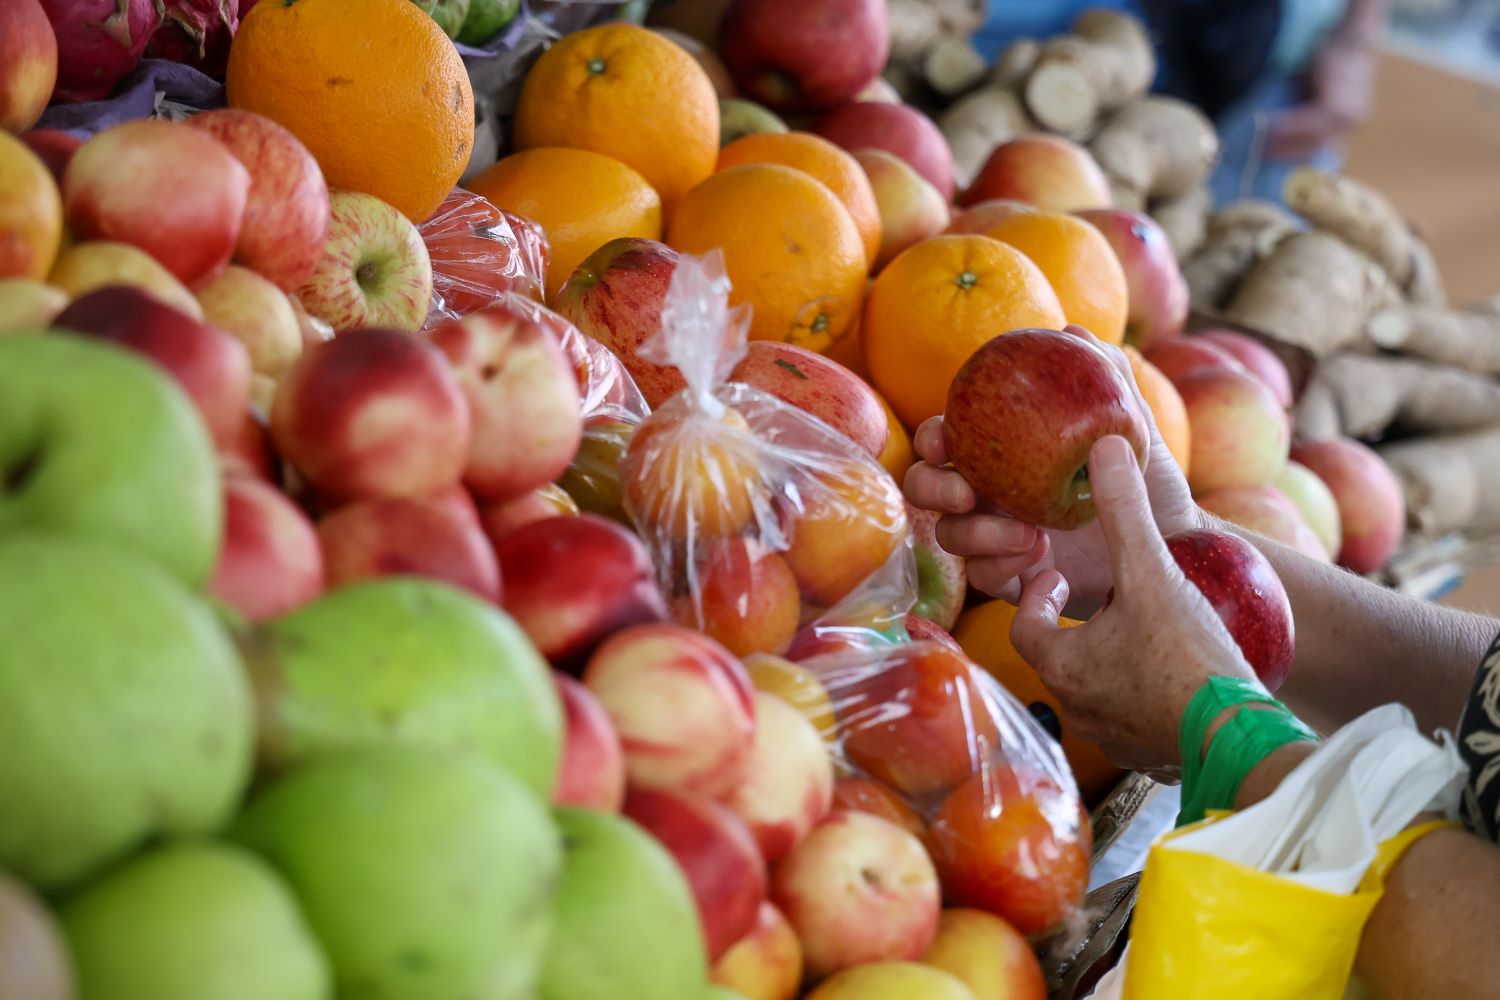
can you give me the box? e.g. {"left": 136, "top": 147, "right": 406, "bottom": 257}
{"left": 939, "top": 478, "right": 966, "bottom": 510}
{"left": 1093, "top": 435, "right": 1132, "bottom": 472}
{"left": 982, "top": 519, "right": 1030, "bottom": 549}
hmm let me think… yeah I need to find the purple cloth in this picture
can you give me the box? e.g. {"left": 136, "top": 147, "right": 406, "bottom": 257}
{"left": 36, "top": 59, "right": 224, "bottom": 139}
{"left": 453, "top": 0, "right": 531, "bottom": 58}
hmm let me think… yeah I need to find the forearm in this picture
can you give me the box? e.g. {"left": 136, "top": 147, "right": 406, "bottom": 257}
{"left": 1206, "top": 514, "right": 1495, "bottom": 735}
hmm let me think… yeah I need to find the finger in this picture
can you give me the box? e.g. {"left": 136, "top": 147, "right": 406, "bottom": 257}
{"left": 904, "top": 462, "right": 976, "bottom": 515}
{"left": 935, "top": 513, "right": 1037, "bottom": 558}
{"left": 965, "top": 531, "right": 1050, "bottom": 599}
{"left": 1010, "top": 568, "right": 1072, "bottom": 673}
{"left": 913, "top": 417, "right": 948, "bottom": 465}
{"left": 1088, "top": 435, "right": 1175, "bottom": 589}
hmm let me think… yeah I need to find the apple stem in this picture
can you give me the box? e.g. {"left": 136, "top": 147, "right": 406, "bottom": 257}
{"left": 356, "top": 261, "right": 380, "bottom": 288}
{"left": 3, "top": 449, "right": 41, "bottom": 495}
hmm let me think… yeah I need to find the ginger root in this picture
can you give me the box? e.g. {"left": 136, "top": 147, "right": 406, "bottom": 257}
{"left": 1295, "top": 353, "right": 1500, "bottom": 439}
{"left": 1089, "top": 96, "right": 1219, "bottom": 202}
{"left": 1022, "top": 9, "right": 1155, "bottom": 135}
{"left": 1381, "top": 427, "right": 1500, "bottom": 535}
{"left": 992, "top": 37, "right": 1040, "bottom": 90}
{"left": 938, "top": 87, "right": 1033, "bottom": 189}
{"left": 1283, "top": 167, "right": 1415, "bottom": 286}
{"left": 1181, "top": 200, "right": 1298, "bottom": 309}
{"left": 1403, "top": 235, "right": 1447, "bottom": 306}
{"left": 1151, "top": 185, "right": 1212, "bottom": 260}
{"left": 1368, "top": 306, "right": 1500, "bottom": 373}
{"left": 923, "top": 37, "right": 988, "bottom": 97}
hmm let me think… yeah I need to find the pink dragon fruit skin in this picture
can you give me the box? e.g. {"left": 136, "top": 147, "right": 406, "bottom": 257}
{"left": 145, "top": 0, "right": 239, "bottom": 78}
{"left": 41, "top": 0, "right": 166, "bottom": 103}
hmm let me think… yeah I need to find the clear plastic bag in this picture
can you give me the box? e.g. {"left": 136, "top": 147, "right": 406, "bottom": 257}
{"left": 794, "top": 638, "right": 1092, "bottom": 940}
{"left": 620, "top": 251, "right": 917, "bottom": 658}
{"left": 420, "top": 188, "right": 550, "bottom": 325}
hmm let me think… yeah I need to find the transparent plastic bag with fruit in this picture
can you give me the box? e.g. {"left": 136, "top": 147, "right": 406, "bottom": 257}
{"left": 419, "top": 187, "right": 550, "bottom": 325}
{"left": 620, "top": 251, "right": 919, "bottom": 660}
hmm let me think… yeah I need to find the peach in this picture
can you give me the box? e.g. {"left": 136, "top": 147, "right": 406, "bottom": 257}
{"left": 478, "top": 483, "right": 580, "bottom": 546}
{"left": 0, "top": 130, "right": 62, "bottom": 282}
{"left": 724, "top": 692, "right": 835, "bottom": 863}
{"left": 1195, "top": 328, "right": 1294, "bottom": 409}
{"left": 63, "top": 120, "right": 249, "bottom": 287}
{"left": 945, "top": 199, "right": 1036, "bottom": 234}
{"left": 839, "top": 643, "right": 999, "bottom": 800}
{"left": 1198, "top": 486, "right": 1330, "bottom": 562}
{"left": 679, "top": 538, "right": 801, "bottom": 658}
{"left": 186, "top": 109, "right": 331, "bottom": 292}
{"left": 1076, "top": 208, "right": 1189, "bottom": 349}
{"left": 961, "top": 136, "right": 1111, "bottom": 212}
{"left": 1273, "top": 460, "right": 1343, "bottom": 559}
{"left": 928, "top": 767, "right": 1090, "bottom": 937}
{"left": 426, "top": 301, "right": 583, "bottom": 502}
{"left": 495, "top": 514, "right": 668, "bottom": 669}
{"left": 922, "top": 908, "right": 1047, "bottom": 1000}
{"left": 195, "top": 264, "right": 303, "bottom": 378}
{"left": 315, "top": 494, "right": 501, "bottom": 602}
{"left": 48, "top": 241, "right": 202, "bottom": 318}
{"left": 1177, "top": 367, "right": 1290, "bottom": 494}
{"left": 1291, "top": 438, "right": 1405, "bottom": 574}
{"left": 209, "top": 472, "right": 324, "bottom": 622}
{"left": 624, "top": 786, "right": 768, "bottom": 962}
{"left": 54, "top": 285, "right": 251, "bottom": 446}
{"left": 553, "top": 237, "right": 686, "bottom": 407}
{"left": 746, "top": 653, "right": 837, "bottom": 740}
{"left": 909, "top": 505, "right": 966, "bottom": 630}
{"left": 0, "top": 0, "right": 57, "bottom": 134}
{"left": 831, "top": 776, "right": 926, "bottom": 840}
{"left": 583, "top": 623, "right": 756, "bottom": 798}
{"left": 770, "top": 810, "right": 942, "bottom": 979}
{"left": 19, "top": 128, "right": 80, "bottom": 183}
{"left": 853, "top": 148, "right": 950, "bottom": 272}
{"left": 1142, "top": 335, "right": 1244, "bottom": 385}
{"left": 553, "top": 673, "right": 627, "bottom": 812}
{"left": 712, "top": 901, "right": 804, "bottom": 1000}
{"left": 816, "top": 101, "right": 954, "bottom": 200}
{"left": 270, "top": 327, "right": 470, "bottom": 504}
{"left": 729, "top": 341, "right": 888, "bottom": 459}
{"left": 623, "top": 400, "right": 769, "bottom": 542}
{"left": 0, "top": 277, "right": 67, "bottom": 333}
{"left": 781, "top": 459, "right": 908, "bottom": 608}
{"left": 220, "top": 409, "right": 278, "bottom": 482}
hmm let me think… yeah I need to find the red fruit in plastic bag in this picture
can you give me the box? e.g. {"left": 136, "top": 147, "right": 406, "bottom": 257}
{"left": 928, "top": 765, "right": 1090, "bottom": 938}
{"left": 675, "top": 537, "right": 800, "bottom": 658}
{"left": 421, "top": 189, "right": 549, "bottom": 319}
{"left": 904, "top": 614, "right": 963, "bottom": 652}
{"left": 146, "top": 0, "right": 239, "bottom": 76}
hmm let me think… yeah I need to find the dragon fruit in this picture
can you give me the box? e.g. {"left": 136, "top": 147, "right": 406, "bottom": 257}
{"left": 41, "top": 0, "right": 166, "bottom": 103}
{"left": 145, "top": 0, "right": 239, "bottom": 78}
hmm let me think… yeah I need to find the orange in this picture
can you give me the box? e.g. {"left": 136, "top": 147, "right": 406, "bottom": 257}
{"left": 954, "top": 600, "right": 1125, "bottom": 805}
{"left": 863, "top": 234, "right": 1066, "bottom": 430}
{"left": 467, "top": 148, "right": 662, "bottom": 301}
{"left": 876, "top": 392, "right": 914, "bottom": 482}
{"left": 717, "top": 132, "right": 881, "bottom": 269}
{"left": 668, "top": 163, "right": 865, "bottom": 353}
{"left": 973, "top": 209, "right": 1129, "bottom": 345}
{"left": 0, "top": 131, "right": 61, "bottom": 280}
{"left": 226, "top": 0, "right": 472, "bottom": 223}
{"left": 1125, "top": 345, "right": 1191, "bottom": 478}
{"left": 822, "top": 296, "right": 870, "bottom": 378}
{"left": 514, "top": 23, "right": 718, "bottom": 213}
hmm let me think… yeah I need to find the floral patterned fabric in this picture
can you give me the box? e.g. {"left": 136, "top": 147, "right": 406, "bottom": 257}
{"left": 1457, "top": 634, "right": 1500, "bottom": 842}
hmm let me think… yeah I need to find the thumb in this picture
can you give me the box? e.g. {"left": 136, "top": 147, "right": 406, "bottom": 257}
{"left": 1090, "top": 435, "right": 1175, "bottom": 589}
{"left": 1010, "top": 568, "right": 1070, "bottom": 672}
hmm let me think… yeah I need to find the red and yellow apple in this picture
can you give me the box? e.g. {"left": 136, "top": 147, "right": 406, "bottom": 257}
{"left": 1176, "top": 367, "right": 1289, "bottom": 494}
{"left": 711, "top": 901, "right": 803, "bottom": 1000}
{"left": 553, "top": 673, "right": 627, "bottom": 812}
{"left": 478, "top": 483, "right": 579, "bottom": 546}
{"left": 723, "top": 692, "right": 834, "bottom": 863}
{"left": 315, "top": 493, "right": 502, "bottom": 602}
{"left": 209, "top": 472, "right": 324, "bottom": 622}
{"left": 730, "top": 341, "right": 888, "bottom": 459}
{"left": 807, "top": 962, "right": 977, "bottom": 1000}
{"left": 195, "top": 264, "right": 303, "bottom": 377}
{"left": 295, "top": 190, "right": 433, "bottom": 333}
{"left": 1076, "top": 208, "right": 1188, "bottom": 349}
{"left": 0, "top": 131, "right": 62, "bottom": 282}
{"left": 1291, "top": 438, "right": 1405, "bottom": 574}
{"left": 721, "top": 0, "right": 889, "bottom": 112}
{"left": 1273, "top": 460, "right": 1343, "bottom": 559}
{"left": 815, "top": 101, "right": 954, "bottom": 200}
{"left": 853, "top": 148, "right": 950, "bottom": 272}
{"left": 680, "top": 537, "right": 801, "bottom": 658}
{"left": 1195, "top": 328, "right": 1294, "bottom": 409}
{"left": 1142, "top": 335, "right": 1244, "bottom": 385}
{"left": 0, "top": 0, "right": 56, "bottom": 134}
{"left": 47, "top": 240, "right": 202, "bottom": 318}
{"left": 961, "top": 136, "right": 1111, "bottom": 212}
{"left": 1198, "top": 486, "right": 1330, "bottom": 563}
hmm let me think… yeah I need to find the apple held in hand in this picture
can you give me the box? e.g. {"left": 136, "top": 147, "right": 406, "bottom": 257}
{"left": 296, "top": 190, "right": 433, "bottom": 333}
{"left": 64, "top": 120, "right": 249, "bottom": 287}
{"left": 553, "top": 673, "right": 626, "bottom": 812}
{"left": 721, "top": 0, "right": 889, "bottom": 112}
{"left": 210, "top": 473, "right": 324, "bottom": 623}
{"left": 943, "top": 328, "right": 1150, "bottom": 530}
{"left": 1166, "top": 528, "right": 1295, "bottom": 691}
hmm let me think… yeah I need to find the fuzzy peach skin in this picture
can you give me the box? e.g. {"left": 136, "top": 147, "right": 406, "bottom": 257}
{"left": 722, "top": 692, "right": 834, "bottom": 863}
{"left": 209, "top": 472, "right": 325, "bottom": 622}
{"left": 316, "top": 494, "right": 502, "bottom": 602}
{"left": 552, "top": 673, "right": 627, "bottom": 812}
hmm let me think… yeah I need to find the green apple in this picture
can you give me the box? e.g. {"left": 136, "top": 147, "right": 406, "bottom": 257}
{"left": 718, "top": 98, "right": 788, "bottom": 147}
{"left": 541, "top": 808, "right": 708, "bottom": 1000}
{"left": 0, "top": 533, "right": 253, "bottom": 890}
{"left": 416, "top": 0, "right": 471, "bottom": 38}
{"left": 244, "top": 577, "right": 562, "bottom": 798}
{"left": 458, "top": 0, "right": 520, "bottom": 44}
{"left": 0, "top": 871, "right": 73, "bottom": 1000}
{"left": 59, "top": 843, "right": 330, "bottom": 1000}
{"left": 234, "top": 747, "right": 561, "bottom": 1000}
{"left": 0, "top": 333, "right": 220, "bottom": 585}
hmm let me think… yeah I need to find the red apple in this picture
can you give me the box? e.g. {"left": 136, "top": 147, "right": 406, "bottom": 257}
{"left": 553, "top": 673, "right": 626, "bottom": 812}
{"left": 0, "top": 0, "right": 56, "bottom": 134}
{"left": 1291, "top": 438, "right": 1405, "bottom": 574}
{"left": 908, "top": 505, "right": 966, "bottom": 630}
{"left": 185, "top": 109, "right": 331, "bottom": 293}
{"left": 63, "top": 119, "right": 249, "bottom": 287}
{"left": 495, "top": 514, "right": 669, "bottom": 669}
{"left": 1164, "top": 528, "right": 1296, "bottom": 689}
{"left": 905, "top": 615, "right": 964, "bottom": 652}
{"left": 729, "top": 341, "right": 888, "bottom": 458}
{"left": 315, "top": 494, "right": 502, "bottom": 602}
{"left": 721, "top": 0, "right": 890, "bottom": 113}
{"left": 678, "top": 537, "right": 801, "bottom": 658}
{"left": 928, "top": 766, "right": 1090, "bottom": 938}
{"left": 853, "top": 148, "right": 950, "bottom": 272}
{"left": 838, "top": 642, "right": 1000, "bottom": 800}
{"left": 41, "top": 0, "right": 161, "bottom": 102}
{"left": 270, "top": 326, "right": 470, "bottom": 504}
{"left": 54, "top": 286, "right": 251, "bottom": 446}
{"left": 815, "top": 101, "right": 955, "bottom": 201}
{"left": 624, "top": 786, "right": 768, "bottom": 962}
{"left": 1177, "top": 367, "right": 1290, "bottom": 495}
{"left": 1198, "top": 486, "right": 1330, "bottom": 563}
{"left": 209, "top": 472, "right": 324, "bottom": 622}
{"left": 723, "top": 692, "right": 834, "bottom": 863}
{"left": 220, "top": 409, "right": 278, "bottom": 482}
{"left": 962, "top": 136, "right": 1111, "bottom": 212}
{"left": 712, "top": 901, "right": 804, "bottom": 1000}
{"left": 426, "top": 300, "right": 583, "bottom": 502}
{"left": 1076, "top": 208, "right": 1188, "bottom": 349}
{"left": 1142, "top": 335, "right": 1246, "bottom": 385}
{"left": 1194, "top": 328, "right": 1294, "bottom": 409}
{"left": 553, "top": 237, "right": 686, "bottom": 407}
{"left": 770, "top": 810, "right": 941, "bottom": 979}
{"left": 583, "top": 623, "right": 756, "bottom": 798}
{"left": 1273, "top": 460, "right": 1343, "bottom": 559}
{"left": 295, "top": 190, "right": 433, "bottom": 333}
{"left": 20, "top": 129, "right": 81, "bottom": 183}
{"left": 943, "top": 328, "right": 1150, "bottom": 530}
{"left": 830, "top": 776, "right": 925, "bottom": 840}
{"left": 421, "top": 189, "right": 550, "bottom": 313}
{"left": 478, "top": 483, "right": 580, "bottom": 546}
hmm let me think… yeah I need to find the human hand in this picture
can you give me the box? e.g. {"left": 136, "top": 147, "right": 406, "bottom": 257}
{"left": 1266, "top": 37, "right": 1376, "bottom": 161}
{"left": 1009, "top": 436, "right": 1259, "bottom": 779}
{"left": 902, "top": 331, "right": 1201, "bottom": 617}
